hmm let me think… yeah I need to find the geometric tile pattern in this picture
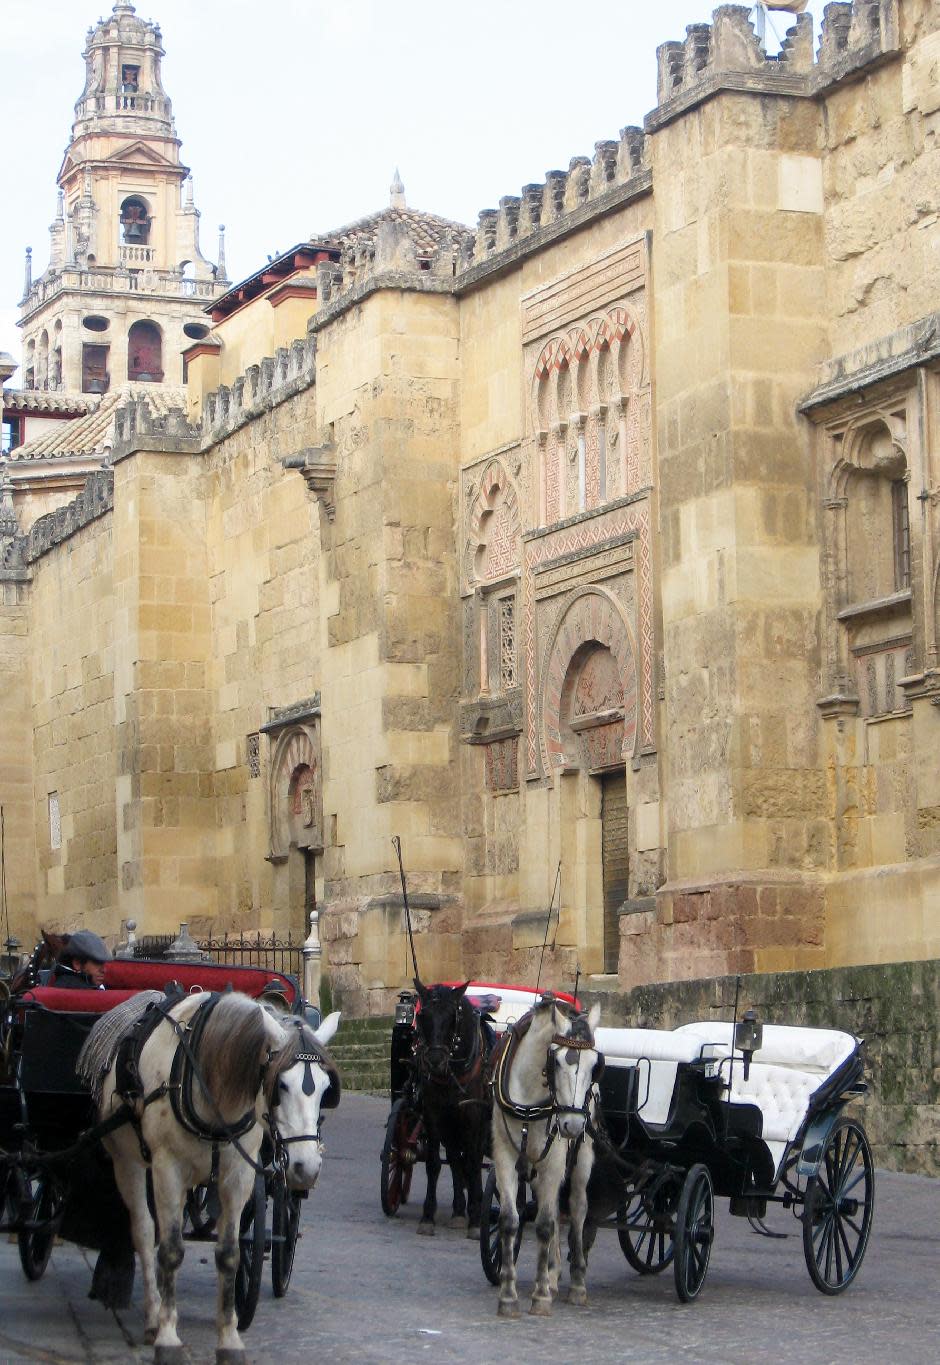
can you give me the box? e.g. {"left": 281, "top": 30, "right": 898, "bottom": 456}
{"left": 464, "top": 458, "right": 520, "bottom": 585}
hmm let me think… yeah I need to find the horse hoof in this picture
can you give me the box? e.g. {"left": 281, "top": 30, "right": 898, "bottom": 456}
{"left": 448, "top": 1215, "right": 468, "bottom": 1231}
{"left": 416, "top": 1221, "right": 435, "bottom": 1236}
{"left": 154, "top": 1347, "right": 185, "bottom": 1365}
{"left": 497, "top": 1300, "right": 520, "bottom": 1319}
{"left": 216, "top": 1351, "right": 246, "bottom": 1364}
{"left": 568, "top": 1287, "right": 588, "bottom": 1307}
{"left": 529, "top": 1298, "right": 553, "bottom": 1317}
{"left": 143, "top": 1328, "right": 158, "bottom": 1347}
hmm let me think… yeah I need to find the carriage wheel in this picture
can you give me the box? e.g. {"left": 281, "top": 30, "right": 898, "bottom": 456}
{"left": 271, "top": 1178, "right": 302, "bottom": 1298}
{"left": 184, "top": 1182, "right": 216, "bottom": 1237}
{"left": 618, "top": 1186, "right": 675, "bottom": 1275}
{"left": 673, "top": 1164, "right": 714, "bottom": 1303}
{"left": 380, "top": 1098, "right": 417, "bottom": 1217}
{"left": 17, "top": 1173, "right": 63, "bottom": 1282}
{"left": 234, "top": 1172, "right": 266, "bottom": 1331}
{"left": 802, "top": 1117, "right": 874, "bottom": 1295}
{"left": 479, "top": 1167, "right": 524, "bottom": 1287}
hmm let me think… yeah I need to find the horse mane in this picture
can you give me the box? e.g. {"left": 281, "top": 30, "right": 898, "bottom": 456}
{"left": 198, "top": 994, "right": 272, "bottom": 1116}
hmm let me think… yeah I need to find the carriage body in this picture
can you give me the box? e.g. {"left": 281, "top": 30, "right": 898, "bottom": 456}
{"left": 0, "top": 955, "right": 312, "bottom": 1322}
{"left": 587, "top": 1020, "right": 873, "bottom": 1300}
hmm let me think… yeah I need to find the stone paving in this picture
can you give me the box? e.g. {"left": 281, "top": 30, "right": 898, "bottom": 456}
{"left": 1, "top": 1093, "right": 938, "bottom": 1364}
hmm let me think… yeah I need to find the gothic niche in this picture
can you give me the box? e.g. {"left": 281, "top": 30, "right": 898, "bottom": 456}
{"left": 268, "top": 726, "right": 323, "bottom": 860}
{"left": 824, "top": 410, "right": 913, "bottom": 719}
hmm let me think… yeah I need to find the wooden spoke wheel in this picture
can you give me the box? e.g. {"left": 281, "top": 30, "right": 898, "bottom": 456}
{"left": 479, "top": 1167, "right": 524, "bottom": 1287}
{"left": 618, "top": 1185, "right": 675, "bottom": 1275}
{"left": 17, "top": 1173, "right": 63, "bottom": 1282}
{"left": 271, "top": 1177, "right": 303, "bottom": 1299}
{"left": 380, "top": 1098, "right": 418, "bottom": 1217}
{"left": 673, "top": 1164, "right": 714, "bottom": 1303}
{"left": 802, "top": 1117, "right": 874, "bottom": 1295}
{"left": 234, "top": 1171, "right": 267, "bottom": 1331}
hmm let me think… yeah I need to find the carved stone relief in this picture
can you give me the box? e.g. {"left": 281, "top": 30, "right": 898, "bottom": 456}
{"left": 267, "top": 722, "right": 323, "bottom": 859}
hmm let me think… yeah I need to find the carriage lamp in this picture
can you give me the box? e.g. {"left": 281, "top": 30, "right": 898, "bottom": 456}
{"left": 395, "top": 991, "right": 416, "bottom": 1027}
{"left": 735, "top": 1008, "right": 763, "bottom": 1081}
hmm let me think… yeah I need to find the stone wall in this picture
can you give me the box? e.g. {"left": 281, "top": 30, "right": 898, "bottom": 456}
{"left": 582, "top": 957, "right": 940, "bottom": 1175}
{"left": 25, "top": 513, "right": 118, "bottom": 930}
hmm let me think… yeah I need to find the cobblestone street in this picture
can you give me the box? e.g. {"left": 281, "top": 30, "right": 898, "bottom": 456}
{"left": 1, "top": 1093, "right": 938, "bottom": 1364}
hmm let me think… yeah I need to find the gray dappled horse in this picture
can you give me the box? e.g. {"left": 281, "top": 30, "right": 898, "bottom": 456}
{"left": 84, "top": 991, "right": 339, "bottom": 1362}
{"left": 489, "top": 996, "right": 602, "bottom": 1317}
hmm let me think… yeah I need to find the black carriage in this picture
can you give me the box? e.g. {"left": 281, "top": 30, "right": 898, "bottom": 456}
{"left": 481, "top": 1011, "right": 874, "bottom": 1301}
{"left": 380, "top": 982, "right": 580, "bottom": 1218}
{"left": 0, "top": 955, "right": 319, "bottom": 1328}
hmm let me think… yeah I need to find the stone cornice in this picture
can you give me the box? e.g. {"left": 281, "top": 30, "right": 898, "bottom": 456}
{"left": 800, "top": 311, "right": 940, "bottom": 418}
{"left": 260, "top": 694, "right": 322, "bottom": 733}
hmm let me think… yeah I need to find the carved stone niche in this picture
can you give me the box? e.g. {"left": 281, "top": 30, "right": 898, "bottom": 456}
{"left": 262, "top": 697, "right": 323, "bottom": 862}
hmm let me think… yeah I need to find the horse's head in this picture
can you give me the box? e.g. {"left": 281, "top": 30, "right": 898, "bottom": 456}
{"left": 9, "top": 928, "right": 70, "bottom": 993}
{"left": 266, "top": 1010, "right": 341, "bottom": 1190}
{"left": 545, "top": 1001, "right": 603, "bottom": 1139}
{"left": 413, "top": 978, "right": 472, "bottom": 1080}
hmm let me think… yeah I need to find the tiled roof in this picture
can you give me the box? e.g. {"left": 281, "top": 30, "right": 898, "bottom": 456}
{"left": 2, "top": 389, "right": 92, "bottom": 416}
{"left": 323, "top": 204, "right": 473, "bottom": 258}
{"left": 10, "top": 384, "right": 186, "bottom": 460}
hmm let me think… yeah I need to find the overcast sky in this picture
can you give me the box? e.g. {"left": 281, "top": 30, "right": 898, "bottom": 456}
{"left": 1, "top": 2, "right": 811, "bottom": 377}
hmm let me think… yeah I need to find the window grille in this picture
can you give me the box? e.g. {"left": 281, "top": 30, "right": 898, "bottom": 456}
{"left": 892, "top": 480, "right": 910, "bottom": 591}
{"left": 246, "top": 732, "right": 261, "bottom": 779}
{"left": 499, "top": 597, "right": 516, "bottom": 691}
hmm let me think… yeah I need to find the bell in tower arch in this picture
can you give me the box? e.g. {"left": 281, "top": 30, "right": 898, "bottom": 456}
{"left": 120, "top": 196, "right": 150, "bottom": 246}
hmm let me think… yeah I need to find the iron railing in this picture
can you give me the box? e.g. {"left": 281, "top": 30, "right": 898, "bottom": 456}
{"left": 133, "top": 931, "right": 304, "bottom": 979}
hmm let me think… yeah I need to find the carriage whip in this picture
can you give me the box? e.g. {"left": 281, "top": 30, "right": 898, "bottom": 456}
{"left": 392, "top": 836, "right": 420, "bottom": 981}
{"left": 534, "top": 861, "right": 562, "bottom": 999}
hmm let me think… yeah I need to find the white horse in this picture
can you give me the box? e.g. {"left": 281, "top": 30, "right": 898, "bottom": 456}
{"left": 87, "top": 991, "right": 340, "bottom": 1363}
{"left": 490, "top": 996, "right": 602, "bottom": 1317}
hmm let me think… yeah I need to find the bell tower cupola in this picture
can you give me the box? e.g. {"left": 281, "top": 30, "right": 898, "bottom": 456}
{"left": 18, "top": 2, "right": 228, "bottom": 396}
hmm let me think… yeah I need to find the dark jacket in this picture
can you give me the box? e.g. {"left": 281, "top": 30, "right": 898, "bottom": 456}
{"left": 49, "top": 962, "right": 101, "bottom": 990}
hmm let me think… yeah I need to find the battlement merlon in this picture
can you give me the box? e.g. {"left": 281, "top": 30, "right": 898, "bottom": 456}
{"left": 648, "top": 2, "right": 899, "bottom": 130}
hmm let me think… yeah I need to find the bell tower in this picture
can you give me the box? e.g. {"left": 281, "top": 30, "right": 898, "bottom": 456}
{"left": 19, "top": 2, "right": 228, "bottom": 395}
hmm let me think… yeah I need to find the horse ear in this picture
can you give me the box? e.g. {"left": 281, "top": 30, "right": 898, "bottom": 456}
{"left": 314, "top": 1010, "right": 341, "bottom": 1047}
{"left": 413, "top": 977, "right": 429, "bottom": 1001}
{"left": 455, "top": 980, "right": 471, "bottom": 999}
{"left": 588, "top": 1002, "right": 601, "bottom": 1032}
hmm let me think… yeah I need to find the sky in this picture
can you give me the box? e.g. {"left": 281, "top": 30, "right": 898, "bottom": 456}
{"left": 0, "top": 1, "right": 811, "bottom": 378}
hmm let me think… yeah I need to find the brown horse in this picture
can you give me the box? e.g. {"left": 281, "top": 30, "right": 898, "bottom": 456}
{"left": 8, "top": 929, "right": 70, "bottom": 994}
{"left": 412, "top": 979, "right": 490, "bottom": 1237}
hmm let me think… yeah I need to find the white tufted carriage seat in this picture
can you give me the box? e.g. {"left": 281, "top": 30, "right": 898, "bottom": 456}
{"left": 596, "top": 1022, "right": 860, "bottom": 1178}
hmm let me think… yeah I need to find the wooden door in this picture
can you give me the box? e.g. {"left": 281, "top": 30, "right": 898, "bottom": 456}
{"left": 601, "top": 771, "right": 628, "bottom": 973}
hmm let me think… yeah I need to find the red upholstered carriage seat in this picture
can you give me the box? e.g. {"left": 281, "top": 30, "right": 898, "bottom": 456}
{"left": 20, "top": 960, "right": 298, "bottom": 1015}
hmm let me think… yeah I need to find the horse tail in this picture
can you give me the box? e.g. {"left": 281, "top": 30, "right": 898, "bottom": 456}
{"left": 198, "top": 994, "right": 271, "bottom": 1116}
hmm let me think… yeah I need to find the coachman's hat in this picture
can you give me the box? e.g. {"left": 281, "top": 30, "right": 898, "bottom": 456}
{"left": 62, "top": 929, "right": 113, "bottom": 963}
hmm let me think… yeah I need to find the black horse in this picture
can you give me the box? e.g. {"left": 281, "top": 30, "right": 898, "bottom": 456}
{"left": 412, "top": 979, "right": 490, "bottom": 1237}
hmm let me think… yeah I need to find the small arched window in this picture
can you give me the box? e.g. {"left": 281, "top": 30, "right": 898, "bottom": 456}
{"left": 127, "top": 320, "right": 163, "bottom": 382}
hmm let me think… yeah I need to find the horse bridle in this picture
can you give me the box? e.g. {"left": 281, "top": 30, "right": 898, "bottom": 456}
{"left": 414, "top": 997, "right": 483, "bottom": 1093}
{"left": 493, "top": 1017, "right": 603, "bottom": 1171}
{"left": 264, "top": 1017, "right": 340, "bottom": 1163}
